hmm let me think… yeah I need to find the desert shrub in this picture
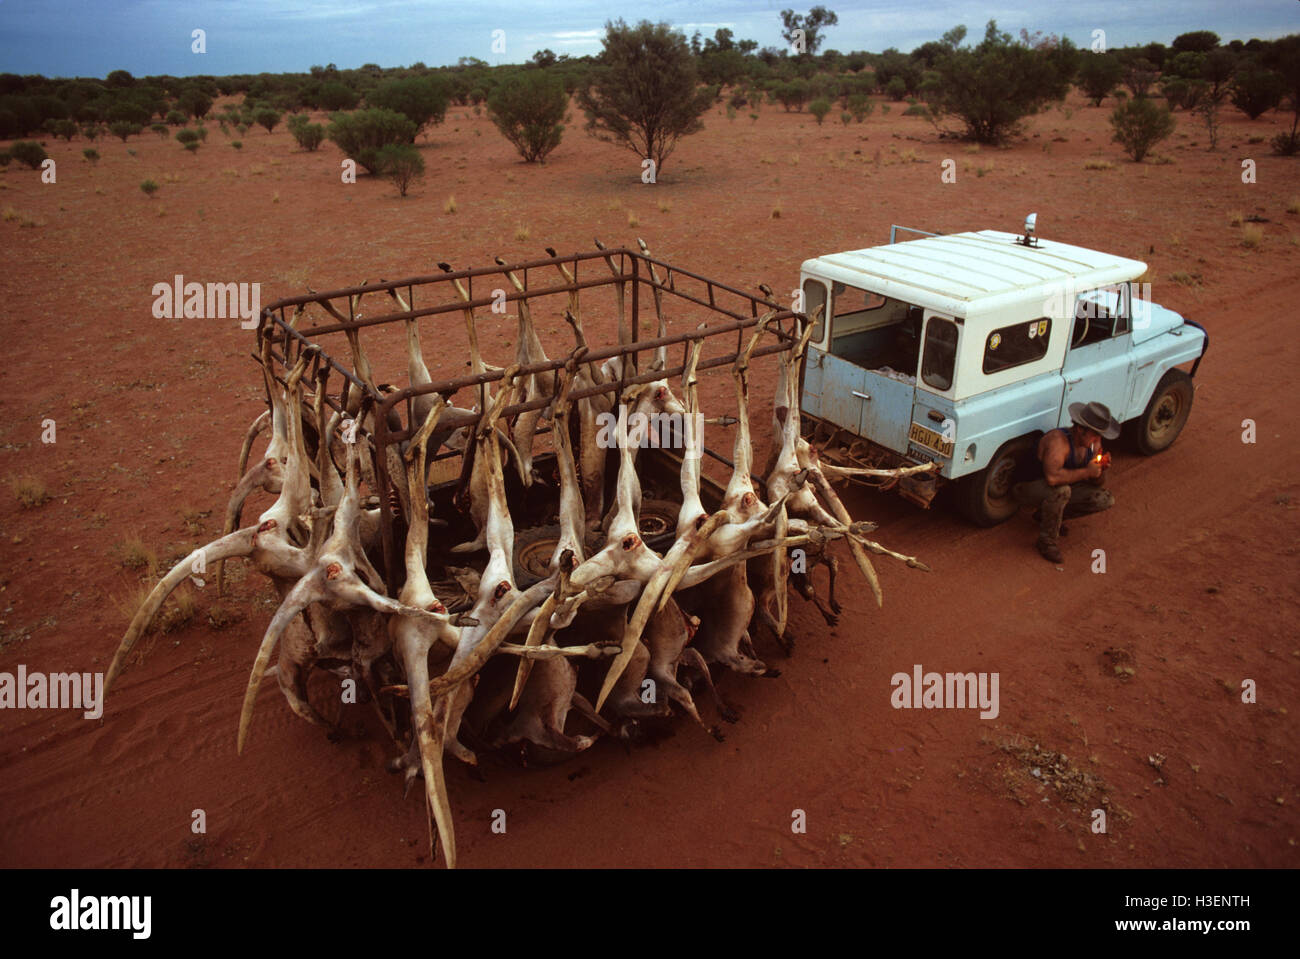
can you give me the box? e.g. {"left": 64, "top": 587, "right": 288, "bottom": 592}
{"left": 108, "top": 120, "right": 142, "bottom": 141}
{"left": 176, "top": 128, "right": 200, "bottom": 145}
{"left": 1076, "top": 53, "right": 1123, "bottom": 106}
{"left": 808, "top": 97, "right": 831, "bottom": 124}
{"left": 1273, "top": 131, "right": 1300, "bottom": 156}
{"left": 165, "top": 109, "right": 187, "bottom": 126}
{"left": 0, "top": 150, "right": 10, "bottom": 166}
{"left": 183, "top": 140, "right": 200, "bottom": 153}
{"left": 81, "top": 123, "right": 102, "bottom": 141}
{"left": 375, "top": 143, "right": 424, "bottom": 196}
{"left": 45, "top": 117, "right": 78, "bottom": 141}
{"left": 367, "top": 75, "right": 450, "bottom": 138}
{"left": 885, "top": 76, "right": 907, "bottom": 101}
{"left": 315, "top": 80, "right": 358, "bottom": 111}
{"left": 140, "top": 179, "right": 158, "bottom": 196}
{"left": 577, "top": 19, "right": 714, "bottom": 176}
{"left": 1123, "top": 58, "right": 1158, "bottom": 98}
{"left": 903, "top": 103, "right": 930, "bottom": 117}
{"left": 253, "top": 107, "right": 281, "bottom": 133}
{"left": 231, "top": 140, "right": 243, "bottom": 149}
{"left": 1231, "top": 63, "right": 1285, "bottom": 120}
{"left": 82, "top": 147, "right": 99, "bottom": 163}
{"left": 847, "top": 93, "right": 874, "bottom": 121}
{"left": 289, "top": 119, "right": 326, "bottom": 151}
{"left": 486, "top": 71, "right": 566, "bottom": 162}
{"left": 1110, "top": 97, "right": 1176, "bottom": 161}
{"left": 9, "top": 140, "right": 47, "bottom": 169}
{"left": 151, "top": 122, "right": 169, "bottom": 138}
{"left": 929, "top": 20, "right": 1072, "bottom": 144}
{"left": 177, "top": 88, "right": 212, "bottom": 119}
{"left": 326, "top": 107, "right": 417, "bottom": 173}
{"left": 774, "top": 79, "right": 811, "bottom": 112}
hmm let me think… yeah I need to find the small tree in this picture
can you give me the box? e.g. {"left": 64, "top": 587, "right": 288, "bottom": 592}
{"left": 82, "top": 123, "right": 102, "bottom": 141}
{"left": 1077, "top": 53, "right": 1123, "bottom": 106}
{"left": 254, "top": 107, "right": 281, "bottom": 133}
{"left": 367, "top": 76, "right": 450, "bottom": 140}
{"left": 847, "top": 93, "right": 874, "bottom": 121}
{"left": 151, "top": 122, "right": 169, "bottom": 138}
{"left": 108, "top": 121, "right": 141, "bottom": 141}
{"left": 775, "top": 79, "right": 810, "bottom": 111}
{"left": 779, "top": 7, "right": 839, "bottom": 56}
{"left": 929, "top": 20, "right": 1071, "bottom": 144}
{"left": 177, "top": 88, "right": 212, "bottom": 119}
{"left": 487, "top": 72, "right": 567, "bottom": 163}
{"left": 885, "top": 76, "right": 907, "bottom": 101}
{"left": 375, "top": 143, "right": 424, "bottom": 196}
{"left": 140, "top": 179, "right": 159, "bottom": 197}
{"left": 1231, "top": 63, "right": 1284, "bottom": 119}
{"left": 1110, "top": 97, "right": 1175, "bottom": 161}
{"left": 82, "top": 147, "right": 99, "bottom": 164}
{"left": 578, "top": 19, "right": 715, "bottom": 177}
{"left": 10, "top": 141, "right": 47, "bottom": 169}
{"left": 809, "top": 97, "right": 831, "bottom": 123}
{"left": 327, "top": 108, "right": 417, "bottom": 173}
{"left": 289, "top": 119, "right": 326, "bottom": 151}
{"left": 1123, "top": 58, "right": 1158, "bottom": 98}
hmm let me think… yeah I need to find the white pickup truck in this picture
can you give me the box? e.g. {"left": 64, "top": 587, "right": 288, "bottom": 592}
{"left": 797, "top": 217, "right": 1209, "bottom": 524}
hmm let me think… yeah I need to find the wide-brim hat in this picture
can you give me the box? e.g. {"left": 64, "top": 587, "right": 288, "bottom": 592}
{"left": 1068, "top": 401, "right": 1121, "bottom": 439}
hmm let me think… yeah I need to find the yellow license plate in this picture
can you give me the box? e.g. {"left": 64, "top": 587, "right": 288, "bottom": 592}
{"left": 908, "top": 422, "right": 953, "bottom": 457}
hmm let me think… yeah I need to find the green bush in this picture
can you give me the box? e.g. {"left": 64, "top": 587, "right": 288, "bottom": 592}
{"left": 315, "top": 80, "right": 358, "bottom": 111}
{"left": 1272, "top": 131, "right": 1300, "bottom": 156}
{"left": 45, "top": 117, "right": 78, "bottom": 141}
{"left": 231, "top": 140, "right": 243, "bottom": 150}
{"left": 1231, "top": 64, "right": 1285, "bottom": 120}
{"left": 375, "top": 143, "right": 425, "bottom": 196}
{"left": 1110, "top": 97, "right": 1176, "bottom": 161}
{"left": 903, "top": 103, "right": 930, "bottom": 118}
{"left": 577, "top": 19, "right": 715, "bottom": 175}
{"left": 82, "top": 124, "right": 102, "bottom": 141}
{"left": 886, "top": 76, "right": 908, "bottom": 101}
{"left": 82, "top": 147, "right": 99, "bottom": 164}
{"left": 176, "top": 88, "right": 213, "bottom": 119}
{"left": 176, "top": 128, "right": 200, "bottom": 144}
{"left": 1077, "top": 53, "right": 1123, "bottom": 106}
{"left": 0, "top": 150, "right": 11, "bottom": 167}
{"left": 140, "top": 179, "right": 159, "bottom": 196}
{"left": 183, "top": 140, "right": 200, "bottom": 153}
{"left": 367, "top": 76, "right": 450, "bottom": 138}
{"left": 774, "top": 78, "right": 810, "bottom": 111}
{"left": 847, "top": 93, "right": 874, "bottom": 122}
{"left": 809, "top": 97, "right": 831, "bottom": 124}
{"left": 290, "top": 120, "right": 326, "bottom": 150}
{"left": 253, "top": 107, "right": 281, "bottom": 133}
{"left": 327, "top": 107, "right": 417, "bottom": 173}
{"left": 151, "top": 122, "right": 169, "bottom": 138}
{"left": 165, "top": 109, "right": 187, "bottom": 126}
{"left": 108, "top": 120, "right": 142, "bottom": 141}
{"left": 9, "top": 140, "right": 47, "bottom": 169}
{"left": 486, "top": 71, "right": 566, "bottom": 162}
{"left": 929, "top": 20, "right": 1073, "bottom": 144}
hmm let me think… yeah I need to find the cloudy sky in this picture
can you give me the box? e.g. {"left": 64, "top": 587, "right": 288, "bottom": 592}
{"left": 0, "top": 0, "right": 1295, "bottom": 78}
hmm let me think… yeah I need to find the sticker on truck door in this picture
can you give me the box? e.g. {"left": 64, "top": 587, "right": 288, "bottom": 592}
{"left": 908, "top": 422, "right": 954, "bottom": 457}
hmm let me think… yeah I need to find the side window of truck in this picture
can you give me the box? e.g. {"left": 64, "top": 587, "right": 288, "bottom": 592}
{"left": 803, "top": 279, "right": 828, "bottom": 344}
{"left": 1072, "top": 286, "right": 1128, "bottom": 347}
{"left": 921, "top": 317, "right": 958, "bottom": 390}
{"left": 983, "top": 318, "right": 1051, "bottom": 373}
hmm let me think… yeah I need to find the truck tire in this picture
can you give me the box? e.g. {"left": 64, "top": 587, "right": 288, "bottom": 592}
{"left": 1126, "top": 369, "right": 1194, "bottom": 455}
{"left": 958, "top": 436, "right": 1035, "bottom": 527}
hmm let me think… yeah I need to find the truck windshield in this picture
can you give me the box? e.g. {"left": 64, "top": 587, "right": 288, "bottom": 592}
{"left": 921, "top": 318, "right": 957, "bottom": 391}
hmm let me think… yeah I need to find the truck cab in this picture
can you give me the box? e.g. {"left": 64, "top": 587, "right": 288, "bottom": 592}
{"left": 799, "top": 222, "right": 1208, "bottom": 525}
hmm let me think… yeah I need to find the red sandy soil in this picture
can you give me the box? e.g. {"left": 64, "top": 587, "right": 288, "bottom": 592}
{"left": 0, "top": 91, "right": 1297, "bottom": 868}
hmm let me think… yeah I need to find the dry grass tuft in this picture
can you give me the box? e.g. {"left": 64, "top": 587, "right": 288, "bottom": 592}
{"left": 11, "top": 475, "right": 51, "bottom": 508}
{"left": 626, "top": 211, "right": 638, "bottom": 228}
{"left": 514, "top": 222, "right": 530, "bottom": 241}
{"left": 444, "top": 194, "right": 458, "bottom": 214}
{"left": 1083, "top": 159, "right": 1113, "bottom": 171}
{"left": 1227, "top": 210, "right": 1244, "bottom": 227}
{"left": 1241, "top": 224, "right": 1263, "bottom": 249}
{"left": 118, "top": 536, "right": 158, "bottom": 573}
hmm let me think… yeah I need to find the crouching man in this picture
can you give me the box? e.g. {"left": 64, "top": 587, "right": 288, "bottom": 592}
{"left": 1014, "top": 401, "right": 1119, "bottom": 563}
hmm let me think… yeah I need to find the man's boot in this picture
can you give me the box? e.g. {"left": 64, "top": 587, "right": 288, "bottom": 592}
{"left": 1035, "top": 486, "right": 1069, "bottom": 563}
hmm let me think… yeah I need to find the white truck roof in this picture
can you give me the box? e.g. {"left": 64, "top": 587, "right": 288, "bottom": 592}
{"left": 802, "top": 230, "right": 1147, "bottom": 318}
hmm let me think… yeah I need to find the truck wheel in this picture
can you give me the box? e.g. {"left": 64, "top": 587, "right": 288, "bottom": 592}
{"left": 958, "top": 436, "right": 1035, "bottom": 527}
{"left": 1126, "top": 369, "right": 1194, "bottom": 455}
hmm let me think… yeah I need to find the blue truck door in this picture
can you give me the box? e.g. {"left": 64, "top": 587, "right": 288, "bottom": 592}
{"left": 811, "top": 348, "right": 871, "bottom": 434}
{"left": 1061, "top": 333, "right": 1134, "bottom": 424}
